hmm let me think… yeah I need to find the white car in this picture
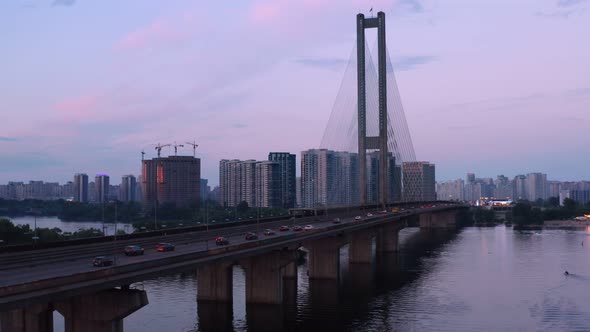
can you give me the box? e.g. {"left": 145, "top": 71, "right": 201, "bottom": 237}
{"left": 355, "top": 216, "right": 362, "bottom": 221}
{"left": 367, "top": 213, "right": 373, "bottom": 217}
{"left": 304, "top": 225, "right": 314, "bottom": 231}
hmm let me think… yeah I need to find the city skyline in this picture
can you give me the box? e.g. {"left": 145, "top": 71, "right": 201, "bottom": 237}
{"left": 1, "top": 0, "right": 589, "bottom": 185}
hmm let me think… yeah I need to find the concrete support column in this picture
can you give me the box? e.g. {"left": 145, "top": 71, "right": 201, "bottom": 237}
{"left": 306, "top": 237, "right": 344, "bottom": 280}
{"left": 55, "top": 288, "right": 148, "bottom": 332}
{"left": 444, "top": 211, "right": 457, "bottom": 228}
{"left": 281, "top": 261, "right": 298, "bottom": 306}
{"left": 419, "top": 213, "right": 434, "bottom": 228}
{"left": 376, "top": 223, "right": 403, "bottom": 253}
{"left": 349, "top": 230, "right": 374, "bottom": 264}
{"left": 0, "top": 303, "right": 53, "bottom": 332}
{"left": 196, "top": 262, "right": 233, "bottom": 303}
{"left": 242, "top": 251, "right": 296, "bottom": 305}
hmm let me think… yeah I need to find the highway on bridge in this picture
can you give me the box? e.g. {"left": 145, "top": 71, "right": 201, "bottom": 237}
{"left": 0, "top": 204, "right": 460, "bottom": 310}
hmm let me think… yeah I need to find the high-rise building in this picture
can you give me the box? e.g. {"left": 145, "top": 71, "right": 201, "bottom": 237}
{"left": 525, "top": 173, "right": 547, "bottom": 202}
{"left": 200, "top": 179, "right": 210, "bottom": 202}
{"left": 74, "top": 173, "right": 89, "bottom": 203}
{"left": 301, "top": 149, "right": 334, "bottom": 208}
{"left": 219, "top": 159, "right": 242, "bottom": 207}
{"left": 95, "top": 174, "right": 110, "bottom": 204}
{"left": 295, "top": 177, "right": 301, "bottom": 207}
{"left": 548, "top": 181, "right": 561, "bottom": 198}
{"left": 142, "top": 156, "right": 201, "bottom": 210}
{"left": 219, "top": 158, "right": 284, "bottom": 208}
{"left": 268, "top": 152, "right": 296, "bottom": 208}
{"left": 513, "top": 175, "right": 527, "bottom": 200}
{"left": 120, "top": 175, "right": 136, "bottom": 203}
{"left": 255, "top": 161, "right": 281, "bottom": 208}
{"left": 494, "top": 175, "right": 513, "bottom": 199}
{"left": 402, "top": 162, "right": 435, "bottom": 201}
{"left": 436, "top": 179, "right": 465, "bottom": 201}
{"left": 241, "top": 160, "right": 257, "bottom": 207}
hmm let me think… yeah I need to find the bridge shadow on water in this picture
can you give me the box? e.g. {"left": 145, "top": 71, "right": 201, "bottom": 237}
{"left": 197, "top": 228, "right": 460, "bottom": 332}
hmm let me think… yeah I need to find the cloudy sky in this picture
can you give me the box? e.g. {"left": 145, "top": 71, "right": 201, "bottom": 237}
{"left": 0, "top": 0, "right": 588, "bottom": 186}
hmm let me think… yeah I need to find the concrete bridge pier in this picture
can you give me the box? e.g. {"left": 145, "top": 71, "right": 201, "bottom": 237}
{"left": 376, "top": 223, "right": 404, "bottom": 253}
{"left": 420, "top": 211, "right": 458, "bottom": 229}
{"left": 241, "top": 250, "right": 297, "bottom": 305}
{"left": 281, "top": 261, "right": 298, "bottom": 305}
{"left": 197, "top": 302, "right": 233, "bottom": 332}
{"left": 0, "top": 303, "right": 53, "bottom": 332}
{"left": 55, "top": 288, "right": 148, "bottom": 332}
{"left": 306, "top": 237, "right": 345, "bottom": 280}
{"left": 196, "top": 261, "right": 234, "bottom": 303}
{"left": 349, "top": 230, "right": 374, "bottom": 264}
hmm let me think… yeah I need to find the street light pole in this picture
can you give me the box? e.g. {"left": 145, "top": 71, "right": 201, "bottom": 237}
{"left": 101, "top": 201, "right": 105, "bottom": 236}
{"left": 113, "top": 201, "right": 118, "bottom": 266}
{"left": 205, "top": 199, "right": 209, "bottom": 250}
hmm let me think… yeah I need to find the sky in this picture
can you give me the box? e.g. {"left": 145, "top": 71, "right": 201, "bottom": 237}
{"left": 0, "top": 0, "right": 589, "bottom": 186}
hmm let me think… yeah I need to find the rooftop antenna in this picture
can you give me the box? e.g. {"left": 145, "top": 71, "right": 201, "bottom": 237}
{"left": 185, "top": 140, "right": 199, "bottom": 158}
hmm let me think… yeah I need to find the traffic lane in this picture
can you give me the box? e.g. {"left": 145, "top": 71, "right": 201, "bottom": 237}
{"left": 0, "top": 212, "right": 362, "bottom": 267}
{"left": 0, "top": 215, "right": 364, "bottom": 287}
{"left": 0, "top": 211, "right": 405, "bottom": 286}
{"left": 0, "top": 210, "right": 395, "bottom": 271}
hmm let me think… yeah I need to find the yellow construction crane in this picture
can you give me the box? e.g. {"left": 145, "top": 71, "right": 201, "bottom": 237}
{"left": 185, "top": 140, "right": 199, "bottom": 157}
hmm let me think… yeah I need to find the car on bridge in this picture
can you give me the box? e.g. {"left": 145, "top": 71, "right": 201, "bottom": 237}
{"left": 355, "top": 216, "right": 362, "bottom": 221}
{"left": 279, "top": 225, "right": 290, "bottom": 232}
{"left": 292, "top": 225, "right": 303, "bottom": 232}
{"left": 215, "top": 237, "right": 229, "bottom": 245}
{"left": 332, "top": 218, "right": 341, "bottom": 224}
{"left": 367, "top": 213, "right": 373, "bottom": 217}
{"left": 245, "top": 232, "right": 258, "bottom": 240}
{"left": 304, "top": 225, "right": 314, "bottom": 231}
{"left": 263, "top": 229, "right": 275, "bottom": 236}
{"left": 92, "top": 256, "right": 113, "bottom": 267}
{"left": 124, "top": 245, "right": 144, "bottom": 256}
{"left": 155, "top": 243, "right": 175, "bottom": 252}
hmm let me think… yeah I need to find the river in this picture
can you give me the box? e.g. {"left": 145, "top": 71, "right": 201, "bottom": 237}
{"left": 49, "top": 226, "right": 590, "bottom": 331}
{"left": 2, "top": 216, "right": 134, "bottom": 236}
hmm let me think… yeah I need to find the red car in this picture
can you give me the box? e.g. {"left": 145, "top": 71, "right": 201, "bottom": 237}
{"left": 292, "top": 225, "right": 303, "bottom": 232}
{"left": 215, "top": 237, "right": 229, "bottom": 245}
{"left": 155, "top": 243, "right": 175, "bottom": 252}
{"left": 279, "top": 225, "right": 290, "bottom": 232}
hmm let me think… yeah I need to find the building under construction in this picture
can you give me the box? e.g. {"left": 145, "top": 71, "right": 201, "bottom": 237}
{"left": 142, "top": 156, "right": 201, "bottom": 212}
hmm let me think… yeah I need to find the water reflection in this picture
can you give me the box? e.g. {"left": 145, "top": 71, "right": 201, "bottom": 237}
{"left": 84, "top": 227, "right": 590, "bottom": 331}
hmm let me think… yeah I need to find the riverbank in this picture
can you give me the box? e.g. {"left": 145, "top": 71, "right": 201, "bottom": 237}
{"left": 544, "top": 219, "right": 590, "bottom": 230}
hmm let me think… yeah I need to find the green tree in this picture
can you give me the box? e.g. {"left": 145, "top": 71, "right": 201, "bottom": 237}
{"left": 237, "top": 201, "right": 249, "bottom": 214}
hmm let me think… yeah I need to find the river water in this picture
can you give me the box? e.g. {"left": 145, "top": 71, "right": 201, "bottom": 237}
{"left": 2, "top": 216, "right": 134, "bottom": 236}
{"left": 51, "top": 226, "right": 590, "bottom": 331}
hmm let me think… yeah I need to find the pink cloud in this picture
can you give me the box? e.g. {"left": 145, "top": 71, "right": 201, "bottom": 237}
{"left": 53, "top": 95, "right": 99, "bottom": 122}
{"left": 114, "top": 13, "right": 201, "bottom": 52}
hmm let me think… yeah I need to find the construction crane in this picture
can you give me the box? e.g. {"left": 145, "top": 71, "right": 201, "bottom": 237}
{"left": 141, "top": 150, "right": 146, "bottom": 161}
{"left": 173, "top": 142, "right": 184, "bottom": 156}
{"left": 185, "top": 140, "right": 199, "bottom": 157}
{"left": 154, "top": 143, "right": 171, "bottom": 158}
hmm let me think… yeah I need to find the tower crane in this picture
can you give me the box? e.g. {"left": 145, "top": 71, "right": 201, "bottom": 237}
{"left": 155, "top": 143, "right": 171, "bottom": 158}
{"left": 185, "top": 141, "right": 199, "bottom": 157}
{"left": 173, "top": 142, "right": 184, "bottom": 156}
{"left": 141, "top": 150, "right": 146, "bottom": 161}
